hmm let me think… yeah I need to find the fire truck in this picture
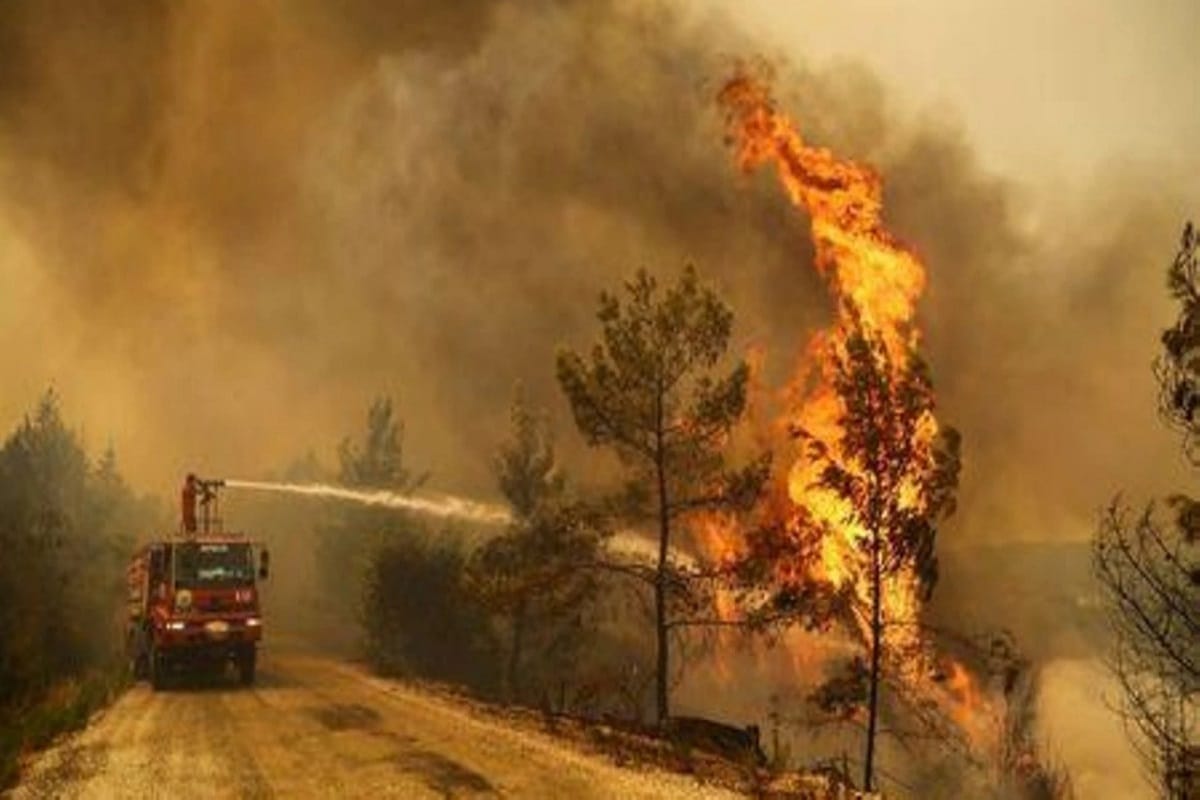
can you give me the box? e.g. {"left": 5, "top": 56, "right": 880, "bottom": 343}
{"left": 126, "top": 475, "right": 270, "bottom": 689}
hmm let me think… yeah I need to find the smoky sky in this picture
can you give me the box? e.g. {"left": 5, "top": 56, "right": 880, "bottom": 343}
{"left": 724, "top": 0, "right": 1200, "bottom": 182}
{"left": 0, "top": 0, "right": 1193, "bottom": 554}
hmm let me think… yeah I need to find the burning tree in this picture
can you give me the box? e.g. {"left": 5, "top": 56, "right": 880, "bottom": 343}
{"left": 796, "top": 316, "right": 961, "bottom": 791}
{"left": 1094, "top": 222, "right": 1199, "bottom": 800}
{"left": 556, "top": 265, "right": 769, "bottom": 725}
{"left": 718, "top": 66, "right": 962, "bottom": 793}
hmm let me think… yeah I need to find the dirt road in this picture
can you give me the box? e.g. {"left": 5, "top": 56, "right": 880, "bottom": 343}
{"left": 9, "top": 645, "right": 738, "bottom": 799}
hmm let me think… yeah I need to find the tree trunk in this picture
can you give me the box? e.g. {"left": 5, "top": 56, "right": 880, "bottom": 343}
{"left": 506, "top": 599, "right": 527, "bottom": 704}
{"left": 654, "top": 453, "right": 671, "bottom": 726}
{"left": 863, "top": 524, "right": 883, "bottom": 791}
{"left": 654, "top": 385, "right": 671, "bottom": 727}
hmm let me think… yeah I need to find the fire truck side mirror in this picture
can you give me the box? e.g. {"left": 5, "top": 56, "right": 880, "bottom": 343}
{"left": 258, "top": 549, "right": 270, "bottom": 580}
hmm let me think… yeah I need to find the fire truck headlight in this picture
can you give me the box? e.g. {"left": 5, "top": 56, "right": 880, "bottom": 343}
{"left": 245, "top": 617, "right": 262, "bottom": 627}
{"left": 165, "top": 620, "right": 186, "bottom": 631}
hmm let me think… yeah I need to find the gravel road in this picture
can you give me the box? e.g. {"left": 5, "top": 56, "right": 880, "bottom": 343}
{"left": 8, "top": 645, "right": 738, "bottom": 799}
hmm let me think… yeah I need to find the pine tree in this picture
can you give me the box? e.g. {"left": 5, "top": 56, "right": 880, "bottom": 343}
{"left": 557, "top": 265, "right": 768, "bottom": 724}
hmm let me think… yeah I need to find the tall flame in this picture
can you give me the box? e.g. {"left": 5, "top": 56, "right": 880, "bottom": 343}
{"left": 716, "top": 66, "right": 987, "bottom": 744}
{"left": 718, "top": 68, "right": 932, "bottom": 653}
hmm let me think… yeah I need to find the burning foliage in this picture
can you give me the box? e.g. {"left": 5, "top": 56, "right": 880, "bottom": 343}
{"left": 712, "top": 66, "right": 979, "bottom": 790}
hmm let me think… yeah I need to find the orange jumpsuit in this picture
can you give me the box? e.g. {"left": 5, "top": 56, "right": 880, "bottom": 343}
{"left": 181, "top": 476, "right": 197, "bottom": 533}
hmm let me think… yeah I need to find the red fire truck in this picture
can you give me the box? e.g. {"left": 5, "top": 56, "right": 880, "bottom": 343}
{"left": 126, "top": 475, "right": 270, "bottom": 689}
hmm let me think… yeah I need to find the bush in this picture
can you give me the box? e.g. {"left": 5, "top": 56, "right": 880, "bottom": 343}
{"left": 0, "top": 667, "right": 129, "bottom": 790}
{"left": 362, "top": 535, "right": 500, "bottom": 695}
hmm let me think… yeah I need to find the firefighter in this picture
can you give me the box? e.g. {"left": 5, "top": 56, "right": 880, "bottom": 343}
{"left": 181, "top": 473, "right": 198, "bottom": 533}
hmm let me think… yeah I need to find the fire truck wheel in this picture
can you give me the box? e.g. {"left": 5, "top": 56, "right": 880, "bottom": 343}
{"left": 237, "top": 648, "right": 257, "bottom": 686}
{"left": 126, "top": 630, "right": 146, "bottom": 679}
{"left": 149, "top": 644, "right": 167, "bottom": 691}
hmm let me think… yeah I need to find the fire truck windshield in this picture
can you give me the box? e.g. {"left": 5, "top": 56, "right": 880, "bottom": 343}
{"left": 174, "top": 542, "right": 255, "bottom": 587}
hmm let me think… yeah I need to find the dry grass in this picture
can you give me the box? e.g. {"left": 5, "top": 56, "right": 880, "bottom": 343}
{"left": 0, "top": 669, "right": 128, "bottom": 791}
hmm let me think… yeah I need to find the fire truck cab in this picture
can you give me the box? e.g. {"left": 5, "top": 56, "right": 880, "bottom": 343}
{"left": 126, "top": 476, "right": 269, "bottom": 689}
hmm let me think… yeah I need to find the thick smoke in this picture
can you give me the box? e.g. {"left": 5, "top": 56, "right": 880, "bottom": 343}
{"left": 1, "top": 0, "right": 1194, "bottom": 614}
{"left": 0, "top": 0, "right": 1192, "bottom": 613}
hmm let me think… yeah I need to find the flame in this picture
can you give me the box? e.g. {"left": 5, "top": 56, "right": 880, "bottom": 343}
{"left": 692, "top": 514, "right": 746, "bottom": 682}
{"left": 694, "top": 513, "right": 745, "bottom": 570}
{"left": 695, "top": 509, "right": 854, "bottom": 686}
{"left": 945, "top": 661, "right": 984, "bottom": 731}
{"left": 718, "top": 67, "right": 932, "bottom": 657}
{"left": 715, "top": 65, "right": 988, "bottom": 743}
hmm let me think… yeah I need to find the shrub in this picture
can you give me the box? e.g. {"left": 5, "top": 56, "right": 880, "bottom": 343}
{"left": 362, "top": 535, "right": 500, "bottom": 694}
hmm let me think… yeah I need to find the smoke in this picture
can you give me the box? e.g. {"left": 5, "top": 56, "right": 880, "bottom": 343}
{"left": 0, "top": 0, "right": 1190, "bottom": 539}
{"left": 225, "top": 478, "right": 511, "bottom": 525}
